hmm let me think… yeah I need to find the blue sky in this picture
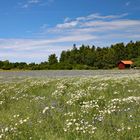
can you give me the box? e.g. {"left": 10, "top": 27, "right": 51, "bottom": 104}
{"left": 0, "top": 0, "right": 140, "bottom": 63}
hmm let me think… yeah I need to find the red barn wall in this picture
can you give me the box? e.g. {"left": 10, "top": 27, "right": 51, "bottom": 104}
{"left": 118, "top": 63, "right": 125, "bottom": 69}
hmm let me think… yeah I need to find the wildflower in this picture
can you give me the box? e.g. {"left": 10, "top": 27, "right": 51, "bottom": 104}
{"left": 73, "top": 119, "right": 76, "bottom": 122}
{"left": 15, "top": 123, "right": 18, "bottom": 126}
{"left": 42, "top": 106, "right": 49, "bottom": 114}
{"left": 67, "top": 122, "right": 72, "bottom": 126}
{"left": 0, "top": 101, "right": 3, "bottom": 105}
{"left": 127, "top": 127, "right": 131, "bottom": 130}
{"left": 5, "top": 127, "right": 9, "bottom": 132}
{"left": 19, "top": 120, "right": 23, "bottom": 124}
{"left": 63, "top": 128, "right": 67, "bottom": 132}
{"left": 76, "top": 127, "right": 79, "bottom": 131}
{"left": 117, "top": 129, "right": 121, "bottom": 132}
{"left": 0, "top": 134, "right": 3, "bottom": 139}
{"left": 23, "top": 119, "right": 27, "bottom": 122}
{"left": 83, "top": 130, "right": 86, "bottom": 133}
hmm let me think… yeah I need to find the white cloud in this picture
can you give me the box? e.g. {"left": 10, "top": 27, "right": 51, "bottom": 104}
{"left": 21, "top": 0, "right": 53, "bottom": 8}
{"left": 46, "top": 13, "right": 130, "bottom": 33}
{"left": 80, "top": 19, "right": 140, "bottom": 30}
{"left": 1, "top": 13, "right": 140, "bottom": 62}
{"left": 22, "top": 0, "right": 40, "bottom": 8}
{"left": 56, "top": 21, "right": 79, "bottom": 29}
{"left": 42, "top": 13, "right": 140, "bottom": 42}
{"left": 76, "top": 13, "right": 128, "bottom": 21}
{"left": 0, "top": 34, "right": 96, "bottom": 51}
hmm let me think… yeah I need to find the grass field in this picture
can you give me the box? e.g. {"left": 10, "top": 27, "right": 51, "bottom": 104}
{"left": 0, "top": 75, "right": 140, "bottom": 140}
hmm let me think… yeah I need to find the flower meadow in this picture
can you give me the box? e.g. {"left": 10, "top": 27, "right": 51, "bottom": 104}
{"left": 0, "top": 75, "right": 140, "bottom": 140}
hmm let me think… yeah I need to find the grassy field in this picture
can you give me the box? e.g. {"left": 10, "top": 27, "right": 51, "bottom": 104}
{"left": 0, "top": 76, "right": 140, "bottom": 140}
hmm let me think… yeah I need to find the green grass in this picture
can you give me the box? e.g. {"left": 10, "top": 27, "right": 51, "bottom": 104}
{"left": 0, "top": 76, "right": 140, "bottom": 140}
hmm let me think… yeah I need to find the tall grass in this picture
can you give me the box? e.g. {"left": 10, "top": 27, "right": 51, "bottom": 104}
{"left": 0, "top": 76, "right": 140, "bottom": 140}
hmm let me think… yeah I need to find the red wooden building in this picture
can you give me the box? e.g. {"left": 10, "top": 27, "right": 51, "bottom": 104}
{"left": 118, "top": 60, "right": 133, "bottom": 69}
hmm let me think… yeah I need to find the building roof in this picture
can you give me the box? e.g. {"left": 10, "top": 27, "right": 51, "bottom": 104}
{"left": 120, "top": 60, "right": 133, "bottom": 65}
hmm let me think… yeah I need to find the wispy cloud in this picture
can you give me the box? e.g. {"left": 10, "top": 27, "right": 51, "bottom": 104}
{"left": 1, "top": 13, "right": 140, "bottom": 62}
{"left": 41, "top": 13, "right": 140, "bottom": 41}
{"left": 20, "top": 0, "right": 53, "bottom": 8}
{"left": 77, "top": 13, "right": 128, "bottom": 21}
{"left": 0, "top": 33, "right": 96, "bottom": 62}
{"left": 56, "top": 21, "right": 79, "bottom": 29}
{"left": 0, "top": 34, "right": 96, "bottom": 51}
{"left": 0, "top": 38, "right": 74, "bottom": 62}
{"left": 46, "top": 13, "right": 129, "bottom": 32}
{"left": 21, "top": 0, "right": 40, "bottom": 8}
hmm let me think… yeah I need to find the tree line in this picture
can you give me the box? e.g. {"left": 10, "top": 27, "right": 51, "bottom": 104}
{"left": 0, "top": 41, "right": 140, "bottom": 70}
